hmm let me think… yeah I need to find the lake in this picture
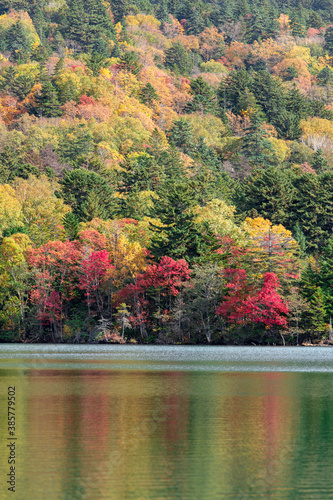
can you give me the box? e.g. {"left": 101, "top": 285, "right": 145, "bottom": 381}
{"left": 1, "top": 345, "right": 333, "bottom": 499}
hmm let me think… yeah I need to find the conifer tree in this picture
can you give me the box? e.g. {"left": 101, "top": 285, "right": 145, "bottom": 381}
{"left": 165, "top": 42, "right": 193, "bottom": 75}
{"left": 185, "top": 7, "right": 206, "bottom": 36}
{"left": 186, "top": 76, "right": 217, "bottom": 115}
{"left": 237, "top": 166, "right": 294, "bottom": 225}
{"left": 241, "top": 113, "right": 277, "bottom": 168}
{"left": 6, "top": 20, "right": 30, "bottom": 62}
{"left": 325, "top": 26, "right": 333, "bottom": 56}
{"left": 149, "top": 183, "right": 217, "bottom": 264}
{"left": 30, "top": 70, "right": 62, "bottom": 118}
{"left": 312, "top": 149, "right": 329, "bottom": 172}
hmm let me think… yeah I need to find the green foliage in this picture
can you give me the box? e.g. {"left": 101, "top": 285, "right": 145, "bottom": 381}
{"left": 165, "top": 42, "right": 193, "bottom": 74}
{"left": 186, "top": 76, "right": 217, "bottom": 115}
{"left": 61, "top": 168, "right": 118, "bottom": 221}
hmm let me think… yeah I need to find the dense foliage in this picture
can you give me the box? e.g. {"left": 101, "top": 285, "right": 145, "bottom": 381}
{"left": 1, "top": 0, "right": 333, "bottom": 344}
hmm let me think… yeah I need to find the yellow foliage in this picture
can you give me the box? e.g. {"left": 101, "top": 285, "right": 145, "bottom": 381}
{"left": 183, "top": 114, "right": 227, "bottom": 148}
{"left": 278, "top": 14, "right": 291, "bottom": 34}
{"left": 0, "top": 184, "right": 23, "bottom": 235}
{"left": 251, "top": 38, "right": 286, "bottom": 67}
{"left": 12, "top": 175, "right": 70, "bottom": 245}
{"left": 173, "top": 35, "right": 199, "bottom": 51}
{"left": 243, "top": 216, "right": 298, "bottom": 255}
{"left": 125, "top": 14, "right": 160, "bottom": 30}
{"left": 200, "top": 60, "right": 228, "bottom": 75}
{"left": 194, "top": 199, "right": 244, "bottom": 243}
{"left": 300, "top": 117, "right": 333, "bottom": 152}
{"left": 0, "top": 233, "right": 32, "bottom": 266}
{"left": 268, "top": 137, "right": 291, "bottom": 162}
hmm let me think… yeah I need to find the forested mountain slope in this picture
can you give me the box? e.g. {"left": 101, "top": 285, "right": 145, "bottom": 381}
{"left": 0, "top": 0, "right": 332, "bottom": 344}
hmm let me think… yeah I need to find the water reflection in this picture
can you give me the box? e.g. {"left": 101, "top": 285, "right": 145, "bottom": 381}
{"left": 1, "top": 358, "right": 333, "bottom": 499}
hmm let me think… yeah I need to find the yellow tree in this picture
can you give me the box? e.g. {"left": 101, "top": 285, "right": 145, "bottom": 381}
{"left": 12, "top": 175, "right": 71, "bottom": 245}
{"left": 0, "top": 184, "right": 23, "bottom": 236}
{"left": 0, "top": 233, "right": 32, "bottom": 339}
{"left": 242, "top": 216, "right": 300, "bottom": 289}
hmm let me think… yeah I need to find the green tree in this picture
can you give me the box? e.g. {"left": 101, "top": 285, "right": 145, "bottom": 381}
{"left": 165, "top": 42, "right": 193, "bottom": 75}
{"left": 149, "top": 183, "right": 217, "bottom": 264}
{"left": 185, "top": 7, "right": 206, "bottom": 36}
{"left": 186, "top": 76, "right": 217, "bottom": 115}
{"left": 241, "top": 113, "right": 278, "bottom": 168}
{"left": 325, "top": 26, "right": 333, "bottom": 56}
{"left": 312, "top": 149, "right": 329, "bottom": 172}
{"left": 6, "top": 20, "right": 30, "bottom": 62}
{"left": 236, "top": 166, "right": 294, "bottom": 225}
{"left": 61, "top": 168, "right": 118, "bottom": 221}
{"left": 139, "top": 83, "right": 159, "bottom": 106}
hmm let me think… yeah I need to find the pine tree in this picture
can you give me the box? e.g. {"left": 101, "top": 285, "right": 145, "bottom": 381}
{"left": 61, "top": 168, "right": 118, "bottom": 221}
{"left": 241, "top": 113, "right": 277, "bottom": 168}
{"left": 309, "top": 287, "right": 327, "bottom": 334}
{"left": 6, "top": 20, "right": 30, "bottom": 62}
{"left": 139, "top": 83, "right": 159, "bottom": 106}
{"left": 325, "top": 26, "right": 333, "bottom": 56}
{"left": 62, "top": 213, "right": 79, "bottom": 240}
{"left": 30, "top": 74, "right": 62, "bottom": 118}
{"left": 237, "top": 166, "right": 295, "bottom": 225}
{"left": 156, "top": 0, "right": 170, "bottom": 22}
{"left": 149, "top": 183, "right": 216, "bottom": 264}
{"left": 186, "top": 76, "right": 217, "bottom": 115}
{"left": 312, "top": 149, "right": 329, "bottom": 172}
{"left": 185, "top": 7, "right": 206, "bottom": 36}
{"left": 168, "top": 119, "right": 195, "bottom": 155}
{"left": 165, "top": 42, "right": 193, "bottom": 75}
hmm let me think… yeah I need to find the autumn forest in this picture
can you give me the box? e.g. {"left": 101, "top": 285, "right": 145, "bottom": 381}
{"left": 0, "top": 0, "right": 333, "bottom": 344}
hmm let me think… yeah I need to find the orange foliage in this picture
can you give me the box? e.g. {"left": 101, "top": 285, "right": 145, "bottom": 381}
{"left": 225, "top": 42, "right": 251, "bottom": 68}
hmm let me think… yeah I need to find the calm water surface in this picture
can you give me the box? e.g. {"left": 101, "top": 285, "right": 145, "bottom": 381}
{"left": 1, "top": 345, "right": 333, "bottom": 500}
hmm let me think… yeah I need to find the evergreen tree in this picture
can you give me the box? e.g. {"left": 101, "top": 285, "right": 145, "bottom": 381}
{"left": 165, "top": 42, "right": 193, "bottom": 75}
{"left": 185, "top": 7, "right": 206, "bottom": 35}
{"left": 186, "top": 76, "right": 217, "bottom": 115}
{"left": 251, "top": 71, "right": 285, "bottom": 123}
{"left": 244, "top": 6, "right": 278, "bottom": 43}
{"left": 29, "top": 74, "right": 62, "bottom": 118}
{"left": 6, "top": 20, "right": 30, "bottom": 62}
{"left": 61, "top": 0, "right": 117, "bottom": 52}
{"left": 63, "top": 213, "right": 79, "bottom": 240}
{"left": 218, "top": 69, "right": 253, "bottom": 115}
{"left": 156, "top": 0, "right": 170, "bottom": 22}
{"left": 149, "top": 182, "right": 217, "bottom": 264}
{"left": 241, "top": 113, "right": 278, "bottom": 168}
{"left": 312, "top": 149, "right": 329, "bottom": 172}
{"left": 139, "top": 83, "right": 159, "bottom": 106}
{"left": 272, "top": 111, "right": 301, "bottom": 140}
{"left": 117, "top": 51, "right": 142, "bottom": 75}
{"left": 292, "top": 172, "right": 333, "bottom": 251}
{"left": 168, "top": 119, "right": 195, "bottom": 155}
{"left": 110, "top": 0, "right": 132, "bottom": 23}
{"left": 61, "top": 168, "right": 118, "bottom": 221}
{"left": 325, "top": 26, "right": 333, "bottom": 56}
{"left": 236, "top": 166, "right": 294, "bottom": 225}
{"left": 309, "top": 287, "right": 327, "bottom": 334}
{"left": 317, "top": 66, "right": 333, "bottom": 85}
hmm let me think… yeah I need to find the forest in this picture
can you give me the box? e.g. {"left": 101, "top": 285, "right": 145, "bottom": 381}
{"left": 0, "top": 0, "right": 333, "bottom": 344}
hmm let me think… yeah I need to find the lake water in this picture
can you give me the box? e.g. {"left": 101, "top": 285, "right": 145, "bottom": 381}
{"left": 1, "top": 345, "right": 333, "bottom": 500}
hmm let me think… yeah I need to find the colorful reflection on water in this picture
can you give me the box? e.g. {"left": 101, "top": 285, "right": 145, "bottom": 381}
{"left": 0, "top": 347, "right": 333, "bottom": 499}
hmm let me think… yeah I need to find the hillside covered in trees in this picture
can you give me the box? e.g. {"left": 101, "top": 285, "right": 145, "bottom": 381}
{"left": 1, "top": 0, "right": 333, "bottom": 344}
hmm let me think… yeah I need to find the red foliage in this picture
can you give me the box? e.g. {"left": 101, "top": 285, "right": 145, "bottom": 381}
{"left": 119, "top": 218, "right": 138, "bottom": 227}
{"left": 78, "top": 250, "right": 113, "bottom": 296}
{"left": 79, "top": 95, "right": 96, "bottom": 106}
{"left": 78, "top": 229, "right": 107, "bottom": 252}
{"left": 216, "top": 269, "right": 289, "bottom": 328}
{"left": 27, "top": 240, "right": 82, "bottom": 328}
{"left": 135, "top": 256, "right": 191, "bottom": 296}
